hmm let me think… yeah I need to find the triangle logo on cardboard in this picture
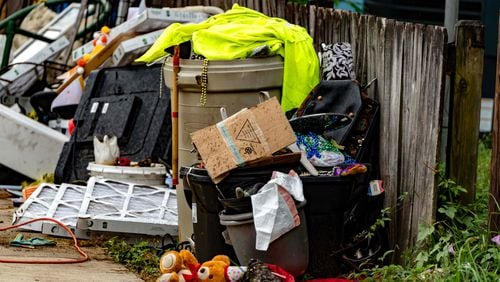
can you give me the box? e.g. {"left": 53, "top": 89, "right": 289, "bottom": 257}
{"left": 236, "top": 119, "right": 261, "bottom": 144}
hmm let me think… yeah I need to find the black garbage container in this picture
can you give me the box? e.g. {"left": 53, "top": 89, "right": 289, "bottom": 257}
{"left": 180, "top": 164, "right": 298, "bottom": 262}
{"left": 181, "top": 164, "right": 371, "bottom": 277}
{"left": 302, "top": 171, "right": 371, "bottom": 277}
{"left": 180, "top": 166, "right": 238, "bottom": 263}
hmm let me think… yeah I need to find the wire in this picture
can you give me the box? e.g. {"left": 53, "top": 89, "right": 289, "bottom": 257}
{"left": 0, "top": 217, "right": 90, "bottom": 264}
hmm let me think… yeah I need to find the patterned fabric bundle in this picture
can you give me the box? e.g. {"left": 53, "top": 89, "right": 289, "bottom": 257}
{"left": 320, "top": 42, "right": 355, "bottom": 80}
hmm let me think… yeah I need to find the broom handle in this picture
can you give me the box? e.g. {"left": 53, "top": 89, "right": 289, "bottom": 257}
{"left": 171, "top": 46, "right": 180, "bottom": 185}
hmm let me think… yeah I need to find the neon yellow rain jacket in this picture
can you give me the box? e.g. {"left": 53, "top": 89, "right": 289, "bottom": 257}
{"left": 137, "top": 4, "right": 319, "bottom": 112}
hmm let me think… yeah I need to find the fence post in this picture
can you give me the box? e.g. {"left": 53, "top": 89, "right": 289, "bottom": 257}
{"left": 490, "top": 18, "right": 500, "bottom": 232}
{"left": 449, "top": 21, "right": 484, "bottom": 204}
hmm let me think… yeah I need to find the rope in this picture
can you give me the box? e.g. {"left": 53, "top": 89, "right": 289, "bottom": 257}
{"left": 0, "top": 217, "right": 90, "bottom": 264}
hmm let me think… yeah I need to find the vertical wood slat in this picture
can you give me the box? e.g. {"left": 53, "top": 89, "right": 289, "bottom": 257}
{"left": 408, "top": 23, "right": 428, "bottom": 246}
{"left": 341, "top": 10, "right": 351, "bottom": 43}
{"left": 276, "top": 0, "right": 286, "bottom": 19}
{"left": 422, "top": 25, "right": 446, "bottom": 225}
{"left": 313, "top": 7, "right": 323, "bottom": 51}
{"left": 449, "top": 21, "right": 484, "bottom": 204}
{"left": 284, "top": 2, "right": 294, "bottom": 23}
{"left": 298, "top": 3, "right": 308, "bottom": 30}
{"left": 490, "top": 18, "right": 500, "bottom": 232}
{"left": 374, "top": 18, "right": 386, "bottom": 101}
{"left": 398, "top": 23, "right": 417, "bottom": 252}
{"left": 329, "top": 10, "right": 340, "bottom": 47}
{"left": 308, "top": 5, "right": 316, "bottom": 40}
{"left": 365, "top": 15, "right": 377, "bottom": 98}
{"left": 357, "top": 15, "right": 368, "bottom": 84}
{"left": 379, "top": 18, "right": 403, "bottom": 255}
{"left": 261, "top": 0, "right": 269, "bottom": 15}
{"left": 349, "top": 14, "right": 361, "bottom": 79}
{"left": 209, "top": 0, "right": 225, "bottom": 10}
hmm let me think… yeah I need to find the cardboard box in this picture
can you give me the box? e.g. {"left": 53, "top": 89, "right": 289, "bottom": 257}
{"left": 191, "top": 97, "right": 296, "bottom": 183}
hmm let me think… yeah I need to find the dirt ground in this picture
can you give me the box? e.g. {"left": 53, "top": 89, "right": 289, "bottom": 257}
{"left": 0, "top": 197, "right": 142, "bottom": 282}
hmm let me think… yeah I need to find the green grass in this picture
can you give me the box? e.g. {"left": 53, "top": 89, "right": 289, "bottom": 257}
{"left": 352, "top": 137, "right": 499, "bottom": 281}
{"left": 105, "top": 238, "right": 161, "bottom": 281}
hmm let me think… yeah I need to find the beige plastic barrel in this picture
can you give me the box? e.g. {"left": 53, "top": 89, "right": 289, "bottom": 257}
{"left": 164, "top": 56, "right": 284, "bottom": 240}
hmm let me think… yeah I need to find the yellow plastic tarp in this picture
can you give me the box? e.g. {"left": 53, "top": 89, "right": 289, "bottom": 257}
{"left": 136, "top": 4, "right": 319, "bottom": 112}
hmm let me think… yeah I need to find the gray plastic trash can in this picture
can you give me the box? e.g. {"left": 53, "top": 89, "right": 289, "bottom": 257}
{"left": 219, "top": 201, "right": 309, "bottom": 277}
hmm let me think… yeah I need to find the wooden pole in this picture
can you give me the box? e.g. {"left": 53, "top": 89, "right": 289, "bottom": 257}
{"left": 171, "top": 46, "right": 180, "bottom": 186}
{"left": 490, "top": 18, "right": 500, "bottom": 232}
{"left": 449, "top": 21, "right": 484, "bottom": 204}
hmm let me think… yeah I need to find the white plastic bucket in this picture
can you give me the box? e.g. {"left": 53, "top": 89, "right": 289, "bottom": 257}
{"left": 164, "top": 56, "right": 284, "bottom": 239}
{"left": 87, "top": 162, "right": 167, "bottom": 186}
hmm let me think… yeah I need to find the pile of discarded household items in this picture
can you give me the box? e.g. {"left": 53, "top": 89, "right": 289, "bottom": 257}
{"left": 1, "top": 3, "right": 386, "bottom": 280}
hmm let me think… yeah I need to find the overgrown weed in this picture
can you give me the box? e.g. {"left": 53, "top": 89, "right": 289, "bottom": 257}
{"left": 105, "top": 238, "right": 161, "bottom": 281}
{"left": 352, "top": 138, "right": 499, "bottom": 281}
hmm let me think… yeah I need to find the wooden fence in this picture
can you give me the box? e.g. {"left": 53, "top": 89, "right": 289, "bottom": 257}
{"left": 163, "top": 0, "right": 448, "bottom": 254}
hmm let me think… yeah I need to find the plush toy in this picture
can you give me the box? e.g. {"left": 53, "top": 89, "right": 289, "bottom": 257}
{"left": 157, "top": 250, "right": 200, "bottom": 282}
{"left": 197, "top": 255, "right": 246, "bottom": 282}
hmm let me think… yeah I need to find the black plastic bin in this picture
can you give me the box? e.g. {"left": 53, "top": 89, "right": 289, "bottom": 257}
{"left": 180, "top": 167, "right": 238, "bottom": 263}
{"left": 300, "top": 169, "right": 371, "bottom": 277}
{"left": 55, "top": 64, "right": 171, "bottom": 183}
{"left": 180, "top": 164, "right": 370, "bottom": 277}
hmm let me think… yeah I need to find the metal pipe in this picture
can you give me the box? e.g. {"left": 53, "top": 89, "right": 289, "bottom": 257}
{"left": 444, "top": 0, "right": 459, "bottom": 43}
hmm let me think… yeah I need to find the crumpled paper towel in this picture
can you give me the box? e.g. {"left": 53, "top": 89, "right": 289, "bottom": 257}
{"left": 251, "top": 170, "right": 304, "bottom": 251}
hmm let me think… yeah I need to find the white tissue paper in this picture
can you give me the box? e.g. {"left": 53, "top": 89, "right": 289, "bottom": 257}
{"left": 251, "top": 170, "right": 304, "bottom": 251}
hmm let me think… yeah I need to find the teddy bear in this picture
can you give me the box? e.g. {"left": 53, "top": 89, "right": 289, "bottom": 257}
{"left": 157, "top": 250, "right": 200, "bottom": 282}
{"left": 197, "top": 255, "right": 246, "bottom": 282}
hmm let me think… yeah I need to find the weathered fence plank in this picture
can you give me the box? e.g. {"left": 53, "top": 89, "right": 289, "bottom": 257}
{"left": 374, "top": 18, "right": 386, "bottom": 101}
{"left": 490, "top": 18, "right": 500, "bottom": 232}
{"left": 399, "top": 23, "right": 418, "bottom": 252}
{"left": 408, "top": 24, "right": 426, "bottom": 246}
{"left": 449, "top": 21, "right": 484, "bottom": 204}
{"left": 379, "top": 19, "right": 403, "bottom": 252}
{"left": 308, "top": 5, "right": 315, "bottom": 39}
{"left": 365, "top": 15, "right": 378, "bottom": 98}
{"left": 423, "top": 25, "right": 446, "bottom": 224}
{"left": 276, "top": 0, "right": 286, "bottom": 19}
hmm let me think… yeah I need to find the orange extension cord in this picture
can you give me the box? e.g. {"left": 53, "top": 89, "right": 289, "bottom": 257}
{"left": 0, "top": 217, "right": 90, "bottom": 264}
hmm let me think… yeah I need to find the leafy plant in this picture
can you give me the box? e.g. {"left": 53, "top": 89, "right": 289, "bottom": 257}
{"left": 105, "top": 238, "right": 161, "bottom": 280}
{"left": 351, "top": 139, "right": 499, "bottom": 281}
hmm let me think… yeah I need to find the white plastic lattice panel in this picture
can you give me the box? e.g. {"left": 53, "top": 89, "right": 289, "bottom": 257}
{"left": 0, "top": 36, "right": 70, "bottom": 99}
{"left": 41, "top": 183, "right": 90, "bottom": 239}
{"left": 13, "top": 183, "right": 60, "bottom": 231}
{"left": 77, "top": 177, "right": 178, "bottom": 236}
{"left": 72, "top": 7, "right": 209, "bottom": 62}
{"left": 12, "top": 3, "right": 80, "bottom": 64}
{"left": 0, "top": 4, "right": 79, "bottom": 99}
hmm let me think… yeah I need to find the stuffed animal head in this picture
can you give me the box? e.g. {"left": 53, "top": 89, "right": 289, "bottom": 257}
{"left": 197, "top": 255, "right": 230, "bottom": 282}
{"left": 160, "top": 251, "right": 184, "bottom": 274}
{"left": 158, "top": 250, "right": 199, "bottom": 282}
